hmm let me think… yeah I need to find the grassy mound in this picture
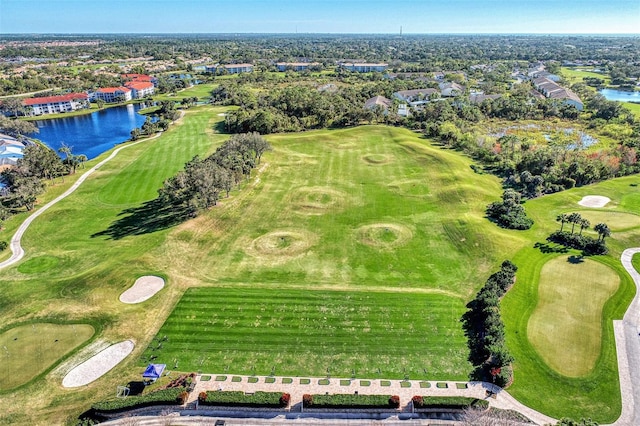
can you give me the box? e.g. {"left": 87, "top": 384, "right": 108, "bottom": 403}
{"left": 356, "top": 223, "right": 413, "bottom": 250}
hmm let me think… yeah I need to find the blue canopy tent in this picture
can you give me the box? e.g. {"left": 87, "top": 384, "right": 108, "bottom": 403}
{"left": 142, "top": 363, "right": 166, "bottom": 382}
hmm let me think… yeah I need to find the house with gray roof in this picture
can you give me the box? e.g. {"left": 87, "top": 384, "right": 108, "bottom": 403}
{"left": 533, "top": 77, "right": 583, "bottom": 110}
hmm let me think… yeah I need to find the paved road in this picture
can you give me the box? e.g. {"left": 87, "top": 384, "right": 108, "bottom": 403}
{"left": 605, "top": 248, "right": 640, "bottom": 426}
{"left": 0, "top": 132, "right": 162, "bottom": 271}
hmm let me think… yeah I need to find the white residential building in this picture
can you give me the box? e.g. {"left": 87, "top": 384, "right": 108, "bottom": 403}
{"left": 22, "top": 93, "right": 89, "bottom": 116}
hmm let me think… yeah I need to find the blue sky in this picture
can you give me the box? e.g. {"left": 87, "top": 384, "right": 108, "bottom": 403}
{"left": 1, "top": 0, "right": 639, "bottom": 34}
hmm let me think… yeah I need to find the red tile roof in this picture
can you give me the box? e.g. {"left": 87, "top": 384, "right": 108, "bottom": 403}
{"left": 23, "top": 93, "right": 88, "bottom": 106}
{"left": 97, "top": 86, "right": 131, "bottom": 94}
{"left": 124, "top": 81, "right": 154, "bottom": 90}
{"left": 122, "top": 73, "right": 153, "bottom": 81}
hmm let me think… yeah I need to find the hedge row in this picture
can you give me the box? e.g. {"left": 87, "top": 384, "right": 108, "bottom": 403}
{"left": 200, "top": 391, "right": 288, "bottom": 407}
{"left": 303, "top": 393, "right": 400, "bottom": 409}
{"left": 92, "top": 387, "right": 186, "bottom": 413}
{"left": 411, "top": 396, "right": 489, "bottom": 409}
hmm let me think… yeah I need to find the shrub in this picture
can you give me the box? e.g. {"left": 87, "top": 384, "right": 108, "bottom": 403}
{"left": 412, "top": 395, "right": 424, "bottom": 407}
{"left": 280, "top": 393, "right": 291, "bottom": 407}
{"left": 198, "top": 391, "right": 207, "bottom": 403}
{"left": 420, "top": 396, "right": 488, "bottom": 410}
{"left": 303, "top": 394, "right": 313, "bottom": 407}
{"left": 177, "top": 391, "right": 189, "bottom": 404}
{"left": 0, "top": 241, "right": 7, "bottom": 252}
{"left": 92, "top": 387, "right": 186, "bottom": 413}
{"left": 200, "top": 391, "right": 285, "bottom": 408}
{"left": 389, "top": 395, "right": 400, "bottom": 408}
{"left": 303, "top": 393, "right": 398, "bottom": 409}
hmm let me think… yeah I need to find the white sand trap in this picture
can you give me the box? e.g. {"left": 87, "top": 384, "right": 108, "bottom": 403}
{"left": 120, "top": 276, "right": 165, "bottom": 304}
{"left": 62, "top": 340, "right": 134, "bottom": 388}
{"left": 578, "top": 195, "right": 611, "bottom": 208}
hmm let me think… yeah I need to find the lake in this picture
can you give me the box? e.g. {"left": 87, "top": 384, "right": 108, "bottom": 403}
{"left": 29, "top": 103, "right": 150, "bottom": 159}
{"left": 599, "top": 88, "right": 640, "bottom": 103}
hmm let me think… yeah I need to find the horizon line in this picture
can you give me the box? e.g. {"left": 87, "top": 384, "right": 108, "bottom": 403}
{"left": 2, "top": 32, "right": 640, "bottom": 37}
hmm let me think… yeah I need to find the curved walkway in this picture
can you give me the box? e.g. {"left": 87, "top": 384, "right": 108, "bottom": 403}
{"left": 0, "top": 132, "right": 163, "bottom": 271}
{"left": 605, "top": 248, "right": 640, "bottom": 426}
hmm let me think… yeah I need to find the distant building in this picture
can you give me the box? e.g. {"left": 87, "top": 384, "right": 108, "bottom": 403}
{"left": 364, "top": 95, "right": 392, "bottom": 112}
{"left": 393, "top": 88, "right": 439, "bottom": 106}
{"left": 341, "top": 63, "right": 388, "bottom": 73}
{"left": 124, "top": 81, "right": 155, "bottom": 99}
{"left": 94, "top": 86, "right": 133, "bottom": 103}
{"left": 438, "top": 82, "right": 464, "bottom": 97}
{"left": 205, "top": 63, "right": 254, "bottom": 74}
{"left": 0, "top": 133, "right": 27, "bottom": 168}
{"left": 276, "top": 62, "right": 320, "bottom": 72}
{"left": 122, "top": 73, "right": 158, "bottom": 86}
{"left": 22, "top": 93, "right": 89, "bottom": 116}
{"left": 469, "top": 93, "right": 502, "bottom": 104}
{"left": 533, "top": 77, "right": 583, "bottom": 110}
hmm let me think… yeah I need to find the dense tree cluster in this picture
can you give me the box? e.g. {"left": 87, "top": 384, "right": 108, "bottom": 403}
{"left": 548, "top": 213, "right": 609, "bottom": 255}
{"left": 486, "top": 189, "right": 534, "bottom": 230}
{"left": 462, "top": 261, "right": 518, "bottom": 387}
{"left": 158, "top": 133, "right": 270, "bottom": 216}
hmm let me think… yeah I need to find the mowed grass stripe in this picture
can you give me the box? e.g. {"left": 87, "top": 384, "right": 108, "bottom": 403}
{"left": 143, "top": 287, "right": 468, "bottom": 379}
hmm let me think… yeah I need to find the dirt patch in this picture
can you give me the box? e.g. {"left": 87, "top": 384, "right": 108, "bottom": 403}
{"left": 362, "top": 154, "right": 393, "bottom": 165}
{"left": 289, "top": 186, "right": 347, "bottom": 215}
{"left": 62, "top": 340, "right": 134, "bottom": 388}
{"left": 119, "top": 276, "right": 165, "bottom": 304}
{"left": 578, "top": 195, "right": 610, "bottom": 208}
{"left": 246, "top": 229, "right": 318, "bottom": 260}
{"left": 356, "top": 223, "right": 413, "bottom": 250}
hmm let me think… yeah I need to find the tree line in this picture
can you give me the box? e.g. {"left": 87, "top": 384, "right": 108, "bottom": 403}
{"left": 158, "top": 132, "right": 270, "bottom": 217}
{"left": 462, "top": 260, "right": 518, "bottom": 388}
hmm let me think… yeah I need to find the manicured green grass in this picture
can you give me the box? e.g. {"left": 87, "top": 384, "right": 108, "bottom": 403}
{"left": 419, "top": 381, "right": 430, "bottom": 388}
{"left": 622, "top": 102, "right": 640, "bottom": 118}
{"left": 153, "top": 83, "right": 218, "bottom": 102}
{"left": 578, "top": 210, "right": 640, "bottom": 232}
{"left": 561, "top": 67, "right": 611, "bottom": 85}
{"left": 0, "top": 104, "right": 636, "bottom": 424}
{"left": 528, "top": 257, "right": 619, "bottom": 377}
{"left": 0, "top": 323, "right": 95, "bottom": 391}
{"left": 502, "top": 176, "right": 640, "bottom": 422}
{"left": 143, "top": 287, "right": 468, "bottom": 379}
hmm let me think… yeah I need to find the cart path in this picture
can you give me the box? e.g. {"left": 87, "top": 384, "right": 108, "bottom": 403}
{"left": 606, "top": 248, "right": 640, "bottom": 426}
{"left": 0, "top": 131, "right": 163, "bottom": 271}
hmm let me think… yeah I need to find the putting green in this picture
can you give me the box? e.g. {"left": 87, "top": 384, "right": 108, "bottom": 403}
{"left": 0, "top": 323, "right": 94, "bottom": 391}
{"left": 527, "top": 257, "right": 619, "bottom": 377}
{"left": 577, "top": 210, "right": 640, "bottom": 232}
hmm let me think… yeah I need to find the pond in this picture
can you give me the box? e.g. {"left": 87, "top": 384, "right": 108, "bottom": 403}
{"left": 599, "top": 88, "right": 640, "bottom": 103}
{"left": 28, "top": 103, "right": 152, "bottom": 160}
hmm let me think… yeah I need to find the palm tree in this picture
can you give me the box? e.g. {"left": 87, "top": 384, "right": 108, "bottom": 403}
{"left": 568, "top": 212, "right": 582, "bottom": 234}
{"left": 594, "top": 223, "right": 611, "bottom": 242}
{"left": 556, "top": 213, "right": 569, "bottom": 232}
{"left": 578, "top": 218, "right": 590, "bottom": 235}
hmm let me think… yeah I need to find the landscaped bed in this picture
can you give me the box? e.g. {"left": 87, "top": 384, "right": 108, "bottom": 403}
{"left": 92, "top": 387, "right": 187, "bottom": 413}
{"left": 199, "top": 391, "right": 290, "bottom": 408}
{"left": 411, "top": 396, "right": 489, "bottom": 410}
{"left": 302, "top": 393, "right": 400, "bottom": 409}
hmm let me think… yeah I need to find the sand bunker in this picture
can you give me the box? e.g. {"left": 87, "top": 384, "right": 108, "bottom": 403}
{"left": 120, "top": 276, "right": 165, "bottom": 304}
{"left": 290, "top": 187, "right": 347, "bottom": 215}
{"left": 356, "top": 223, "right": 413, "bottom": 250}
{"left": 62, "top": 340, "right": 134, "bottom": 388}
{"left": 247, "top": 229, "right": 318, "bottom": 259}
{"left": 578, "top": 195, "right": 611, "bottom": 208}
